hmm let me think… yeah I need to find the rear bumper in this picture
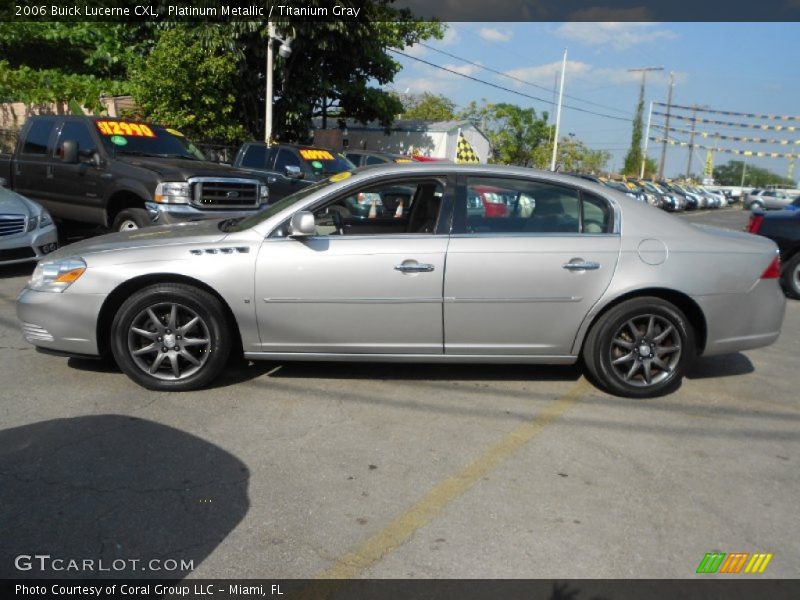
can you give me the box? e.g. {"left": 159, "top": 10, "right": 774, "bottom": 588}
{"left": 16, "top": 288, "right": 104, "bottom": 356}
{"left": 145, "top": 202, "right": 265, "bottom": 226}
{"left": 0, "top": 224, "right": 58, "bottom": 266}
{"left": 695, "top": 279, "right": 786, "bottom": 356}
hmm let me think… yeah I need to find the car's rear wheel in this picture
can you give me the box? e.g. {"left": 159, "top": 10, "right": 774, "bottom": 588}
{"left": 583, "top": 297, "right": 695, "bottom": 398}
{"left": 112, "top": 207, "right": 150, "bottom": 232}
{"left": 111, "top": 283, "right": 231, "bottom": 391}
{"left": 781, "top": 254, "right": 800, "bottom": 300}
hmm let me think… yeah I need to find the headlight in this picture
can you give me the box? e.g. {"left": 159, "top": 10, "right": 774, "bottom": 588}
{"left": 39, "top": 210, "right": 53, "bottom": 228}
{"left": 259, "top": 184, "right": 269, "bottom": 204}
{"left": 28, "top": 257, "right": 87, "bottom": 293}
{"left": 154, "top": 182, "right": 191, "bottom": 204}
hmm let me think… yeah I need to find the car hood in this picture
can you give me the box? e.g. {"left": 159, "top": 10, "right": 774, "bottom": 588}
{"left": 0, "top": 187, "right": 38, "bottom": 218}
{"left": 46, "top": 220, "right": 228, "bottom": 261}
{"left": 116, "top": 156, "right": 268, "bottom": 182}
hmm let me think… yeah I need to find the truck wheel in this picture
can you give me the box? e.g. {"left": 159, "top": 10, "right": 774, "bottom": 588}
{"left": 111, "top": 283, "right": 231, "bottom": 391}
{"left": 781, "top": 254, "right": 800, "bottom": 300}
{"left": 583, "top": 297, "right": 694, "bottom": 398}
{"left": 112, "top": 208, "right": 151, "bottom": 232}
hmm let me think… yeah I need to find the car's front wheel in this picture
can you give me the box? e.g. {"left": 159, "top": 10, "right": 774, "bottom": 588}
{"left": 111, "top": 283, "right": 231, "bottom": 391}
{"left": 583, "top": 297, "right": 695, "bottom": 398}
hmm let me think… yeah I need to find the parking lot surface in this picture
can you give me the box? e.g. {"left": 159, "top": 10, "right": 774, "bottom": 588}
{"left": 1, "top": 207, "right": 798, "bottom": 579}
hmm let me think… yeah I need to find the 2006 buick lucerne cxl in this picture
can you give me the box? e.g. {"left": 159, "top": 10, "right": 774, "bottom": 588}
{"left": 17, "top": 164, "right": 786, "bottom": 398}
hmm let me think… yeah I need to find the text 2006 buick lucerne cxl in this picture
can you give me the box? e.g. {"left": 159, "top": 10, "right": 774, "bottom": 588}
{"left": 17, "top": 164, "right": 785, "bottom": 398}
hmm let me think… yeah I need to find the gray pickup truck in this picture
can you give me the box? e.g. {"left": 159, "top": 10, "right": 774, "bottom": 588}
{"left": 0, "top": 116, "right": 270, "bottom": 231}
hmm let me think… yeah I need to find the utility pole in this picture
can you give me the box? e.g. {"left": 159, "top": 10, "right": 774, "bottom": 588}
{"left": 550, "top": 48, "right": 567, "bottom": 171}
{"left": 685, "top": 104, "right": 708, "bottom": 180}
{"left": 626, "top": 66, "right": 662, "bottom": 177}
{"left": 658, "top": 71, "right": 675, "bottom": 179}
{"left": 740, "top": 157, "right": 748, "bottom": 188}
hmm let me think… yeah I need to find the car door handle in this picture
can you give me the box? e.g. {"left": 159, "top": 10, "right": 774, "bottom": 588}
{"left": 562, "top": 260, "right": 600, "bottom": 271}
{"left": 395, "top": 263, "right": 435, "bottom": 273}
{"left": 46, "top": 165, "right": 53, "bottom": 179}
{"left": 267, "top": 177, "right": 277, "bottom": 183}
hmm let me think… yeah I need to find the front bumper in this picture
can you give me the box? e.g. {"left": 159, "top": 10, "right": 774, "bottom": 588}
{"left": 695, "top": 278, "right": 786, "bottom": 356}
{"left": 0, "top": 224, "right": 58, "bottom": 266}
{"left": 145, "top": 202, "right": 265, "bottom": 226}
{"left": 17, "top": 288, "right": 105, "bottom": 356}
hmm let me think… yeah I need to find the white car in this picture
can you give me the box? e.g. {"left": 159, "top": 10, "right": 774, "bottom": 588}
{"left": 0, "top": 186, "right": 58, "bottom": 266}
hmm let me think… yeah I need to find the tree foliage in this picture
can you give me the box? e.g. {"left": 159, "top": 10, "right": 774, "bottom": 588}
{"left": 129, "top": 27, "right": 247, "bottom": 143}
{"left": 401, "top": 92, "right": 455, "bottom": 121}
{"left": 459, "top": 100, "right": 550, "bottom": 166}
{"left": 533, "top": 137, "right": 611, "bottom": 173}
{"left": 622, "top": 92, "right": 644, "bottom": 176}
{"left": 713, "top": 160, "right": 796, "bottom": 187}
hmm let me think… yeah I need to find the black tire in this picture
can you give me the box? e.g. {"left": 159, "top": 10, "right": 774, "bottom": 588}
{"left": 583, "top": 297, "right": 695, "bottom": 398}
{"left": 110, "top": 283, "right": 231, "bottom": 391}
{"left": 781, "top": 253, "right": 800, "bottom": 300}
{"left": 112, "top": 207, "right": 150, "bottom": 232}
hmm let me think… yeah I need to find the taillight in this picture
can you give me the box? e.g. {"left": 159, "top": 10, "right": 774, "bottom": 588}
{"left": 747, "top": 213, "right": 764, "bottom": 234}
{"left": 761, "top": 255, "right": 781, "bottom": 279}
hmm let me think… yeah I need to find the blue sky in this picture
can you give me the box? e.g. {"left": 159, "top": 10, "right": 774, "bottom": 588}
{"left": 389, "top": 22, "right": 800, "bottom": 181}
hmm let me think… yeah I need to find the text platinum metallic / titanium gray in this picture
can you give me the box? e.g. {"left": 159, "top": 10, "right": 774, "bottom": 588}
{"left": 16, "top": 163, "right": 786, "bottom": 398}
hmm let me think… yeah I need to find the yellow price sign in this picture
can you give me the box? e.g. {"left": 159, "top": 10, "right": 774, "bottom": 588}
{"left": 300, "top": 148, "right": 335, "bottom": 161}
{"left": 328, "top": 171, "right": 352, "bottom": 183}
{"left": 96, "top": 120, "right": 156, "bottom": 138}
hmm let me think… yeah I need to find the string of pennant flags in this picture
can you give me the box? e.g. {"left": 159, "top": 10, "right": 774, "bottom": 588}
{"left": 650, "top": 124, "right": 800, "bottom": 146}
{"left": 653, "top": 102, "right": 800, "bottom": 122}
{"left": 652, "top": 111, "right": 798, "bottom": 132}
{"left": 649, "top": 136, "right": 799, "bottom": 160}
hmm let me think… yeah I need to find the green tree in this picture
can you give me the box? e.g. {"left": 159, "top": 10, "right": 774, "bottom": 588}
{"left": 459, "top": 100, "right": 550, "bottom": 166}
{"left": 622, "top": 91, "right": 644, "bottom": 176}
{"left": 531, "top": 137, "right": 611, "bottom": 173}
{"left": 401, "top": 92, "right": 455, "bottom": 120}
{"left": 713, "top": 160, "right": 795, "bottom": 187}
{"left": 129, "top": 27, "right": 247, "bottom": 143}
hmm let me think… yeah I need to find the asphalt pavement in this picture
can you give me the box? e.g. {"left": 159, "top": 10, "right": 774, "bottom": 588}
{"left": 1, "top": 206, "right": 797, "bottom": 580}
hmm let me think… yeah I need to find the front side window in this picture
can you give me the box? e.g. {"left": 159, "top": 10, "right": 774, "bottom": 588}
{"left": 310, "top": 178, "right": 444, "bottom": 237}
{"left": 460, "top": 177, "right": 612, "bottom": 234}
{"left": 240, "top": 144, "right": 268, "bottom": 169}
{"left": 57, "top": 122, "right": 97, "bottom": 160}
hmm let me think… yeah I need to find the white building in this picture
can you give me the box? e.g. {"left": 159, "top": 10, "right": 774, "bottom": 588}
{"left": 313, "top": 119, "right": 490, "bottom": 163}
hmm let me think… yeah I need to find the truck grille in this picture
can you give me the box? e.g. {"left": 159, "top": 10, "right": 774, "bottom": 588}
{"left": 0, "top": 214, "right": 26, "bottom": 237}
{"left": 190, "top": 178, "right": 260, "bottom": 210}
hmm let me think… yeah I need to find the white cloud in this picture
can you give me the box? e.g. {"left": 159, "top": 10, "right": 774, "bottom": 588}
{"left": 478, "top": 27, "right": 513, "bottom": 43}
{"left": 556, "top": 22, "right": 677, "bottom": 51}
{"left": 503, "top": 60, "right": 686, "bottom": 90}
{"left": 441, "top": 26, "right": 460, "bottom": 46}
{"left": 444, "top": 63, "right": 482, "bottom": 77}
{"left": 504, "top": 60, "right": 593, "bottom": 86}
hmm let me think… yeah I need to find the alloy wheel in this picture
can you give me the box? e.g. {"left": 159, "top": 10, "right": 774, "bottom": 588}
{"left": 127, "top": 302, "right": 211, "bottom": 381}
{"left": 608, "top": 314, "right": 682, "bottom": 387}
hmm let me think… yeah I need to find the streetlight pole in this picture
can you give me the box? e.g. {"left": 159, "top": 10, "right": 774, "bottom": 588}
{"left": 658, "top": 71, "right": 675, "bottom": 179}
{"left": 264, "top": 22, "right": 275, "bottom": 144}
{"left": 550, "top": 48, "right": 567, "bottom": 171}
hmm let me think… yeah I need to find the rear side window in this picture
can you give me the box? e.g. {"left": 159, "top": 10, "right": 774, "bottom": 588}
{"left": 240, "top": 144, "right": 268, "bottom": 169}
{"left": 461, "top": 177, "right": 612, "bottom": 234}
{"left": 22, "top": 119, "right": 57, "bottom": 155}
{"left": 366, "top": 155, "right": 387, "bottom": 165}
{"left": 275, "top": 148, "right": 301, "bottom": 172}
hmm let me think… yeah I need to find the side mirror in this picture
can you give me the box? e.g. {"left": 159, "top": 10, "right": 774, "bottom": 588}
{"left": 288, "top": 211, "right": 315, "bottom": 237}
{"left": 285, "top": 164, "right": 304, "bottom": 179}
{"left": 61, "top": 140, "right": 78, "bottom": 164}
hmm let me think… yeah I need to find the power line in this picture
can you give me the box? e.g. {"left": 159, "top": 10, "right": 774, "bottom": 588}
{"left": 390, "top": 49, "right": 633, "bottom": 123}
{"left": 416, "top": 42, "right": 634, "bottom": 117}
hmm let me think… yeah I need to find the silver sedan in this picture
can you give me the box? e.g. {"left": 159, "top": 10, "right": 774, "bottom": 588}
{"left": 17, "top": 164, "right": 786, "bottom": 398}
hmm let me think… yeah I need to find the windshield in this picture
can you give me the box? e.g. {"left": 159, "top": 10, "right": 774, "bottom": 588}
{"left": 94, "top": 119, "right": 206, "bottom": 160}
{"left": 297, "top": 148, "right": 354, "bottom": 176}
{"left": 225, "top": 174, "right": 347, "bottom": 232}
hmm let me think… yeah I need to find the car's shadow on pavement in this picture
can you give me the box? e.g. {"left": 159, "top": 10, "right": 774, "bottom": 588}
{"left": 685, "top": 352, "right": 754, "bottom": 379}
{"left": 0, "top": 415, "right": 249, "bottom": 579}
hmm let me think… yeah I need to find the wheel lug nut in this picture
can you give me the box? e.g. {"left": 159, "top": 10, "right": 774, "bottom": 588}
{"left": 166, "top": 329, "right": 171, "bottom": 334}
{"left": 175, "top": 346, "right": 180, "bottom": 351}
{"left": 177, "top": 335, "right": 181, "bottom": 340}
{"left": 162, "top": 347, "right": 167, "bottom": 352}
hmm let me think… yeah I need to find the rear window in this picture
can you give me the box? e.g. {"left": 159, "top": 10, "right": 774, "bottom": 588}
{"left": 240, "top": 144, "right": 268, "bottom": 169}
{"left": 22, "top": 119, "right": 57, "bottom": 155}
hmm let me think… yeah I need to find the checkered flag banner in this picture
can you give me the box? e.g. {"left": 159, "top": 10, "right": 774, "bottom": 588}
{"left": 456, "top": 133, "right": 480, "bottom": 163}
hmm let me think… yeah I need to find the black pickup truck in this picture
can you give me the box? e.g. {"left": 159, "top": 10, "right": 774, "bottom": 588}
{"left": 0, "top": 116, "right": 270, "bottom": 231}
{"left": 747, "top": 197, "right": 800, "bottom": 298}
